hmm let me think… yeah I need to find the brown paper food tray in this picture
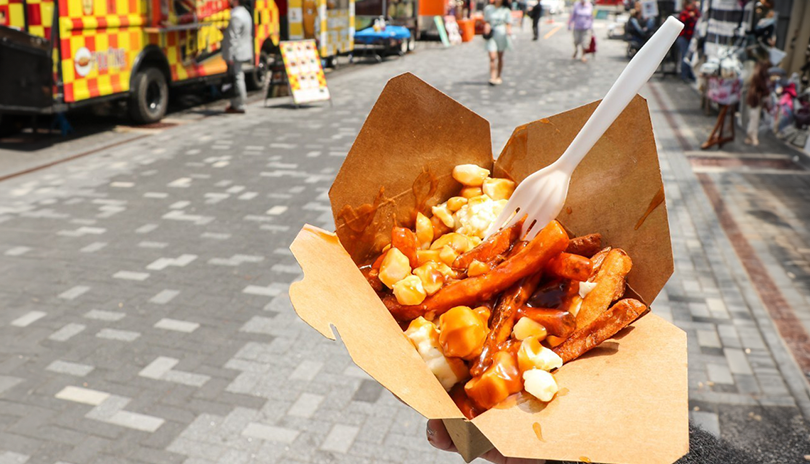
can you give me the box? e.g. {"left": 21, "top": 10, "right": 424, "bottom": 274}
{"left": 289, "top": 73, "right": 688, "bottom": 463}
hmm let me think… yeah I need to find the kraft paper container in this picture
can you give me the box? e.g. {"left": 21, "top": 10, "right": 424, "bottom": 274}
{"left": 289, "top": 73, "right": 688, "bottom": 463}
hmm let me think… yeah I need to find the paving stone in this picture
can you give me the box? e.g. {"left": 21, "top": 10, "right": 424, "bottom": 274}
{"left": 10, "top": 312, "right": 46, "bottom": 327}
{"left": 0, "top": 451, "right": 29, "bottom": 464}
{"left": 48, "top": 323, "right": 87, "bottom": 341}
{"left": 287, "top": 393, "right": 324, "bottom": 418}
{"left": 696, "top": 329, "right": 722, "bottom": 348}
{"left": 154, "top": 318, "right": 199, "bottom": 333}
{"left": 689, "top": 411, "right": 720, "bottom": 438}
{"left": 724, "top": 348, "right": 754, "bottom": 376}
{"left": 4, "top": 247, "right": 31, "bottom": 257}
{"left": 112, "top": 271, "right": 149, "bottom": 281}
{"left": 320, "top": 424, "right": 359, "bottom": 453}
{"left": 96, "top": 329, "right": 140, "bottom": 342}
{"left": 55, "top": 386, "right": 109, "bottom": 405}
{"left": 241, "top": 423, "right": 300, "bottom": 443}
{"left": 706, "top": 364, "right": 734, "bottom": 385}
{"left": 84, "top": 310, "right": 125, "bottom": 321}
{"left": 139, "top": 357, "right": 179, "bottom": 379}
{"left": 149, "top": 289, "right": 180, "bottom": 305}
{"left": 0, "top": 377, "right": 23, "bottom": 395}
{"left": 58, "top": 286, "right": 91, "bottom": 300}
{"left": 46, "top": 361, "right": 94, "bottom": 377}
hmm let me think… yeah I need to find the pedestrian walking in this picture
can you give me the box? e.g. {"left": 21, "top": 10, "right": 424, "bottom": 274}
{"left": 745, "top": 60, "right": 770, "bottom": 146}
{"left": 530, "top": 1, "right": 543, "bottom": 40}
{"left": 483, "top": 0, "right": 513, "bottom": 86}
{"left": 676, "top": 0, "right": 699, "bottom": 81}
{"left": 568, "top": 0, "right": 593, "bottom": 63}
{"left": 517, "top": 0, "right": 527, "bottom": 29}
{"left": 222, "top": 0, "right": 253, "bottom": 114}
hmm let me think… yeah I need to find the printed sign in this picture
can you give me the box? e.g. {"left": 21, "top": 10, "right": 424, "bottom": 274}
{"left": 279, "top": 40, "right": 331, "bottom": 104}
{"left": 444, "top": 16, "right": 462, "bottom": 45}
{"left": 434, "top": 16, "right": 450, "bottom": 47}
{"left": 74, "top": 46, "right": 127, "bottom": 77}
{"left": 639, "top": 0, "right": 658, "bottom": 19}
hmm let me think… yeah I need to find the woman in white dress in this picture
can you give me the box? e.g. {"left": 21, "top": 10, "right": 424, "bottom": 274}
{"left": 483, "top": 0, "right": 513, "bottom": 85}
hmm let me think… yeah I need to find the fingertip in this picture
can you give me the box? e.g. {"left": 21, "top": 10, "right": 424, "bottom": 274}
{"left": 426, "top": 419, "right": 455, "bottom": 451}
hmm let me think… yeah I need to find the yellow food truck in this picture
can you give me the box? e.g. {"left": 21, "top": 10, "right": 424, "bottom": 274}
{"left": 0, "top": 0, "right": 279, "bottom": 124}
{"left": 286, "top": 0, "right": 353, "bottom": 66}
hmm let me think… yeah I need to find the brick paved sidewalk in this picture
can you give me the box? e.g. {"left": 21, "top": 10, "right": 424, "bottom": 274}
{"left": 0, "top": 20, "right": 808, "bottom": 464}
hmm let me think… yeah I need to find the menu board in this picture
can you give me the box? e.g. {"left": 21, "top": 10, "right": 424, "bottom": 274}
{"left": 279, "top": 40, "right": 331, "bottom": 105}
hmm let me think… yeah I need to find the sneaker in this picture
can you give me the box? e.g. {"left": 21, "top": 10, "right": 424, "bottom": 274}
{"left": 225, "top": 106, "right": 246, "bottom": 114}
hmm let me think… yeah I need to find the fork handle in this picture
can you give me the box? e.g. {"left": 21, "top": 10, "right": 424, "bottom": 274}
{"left": 550, "top": 16, "right": 683, "bottom": 175}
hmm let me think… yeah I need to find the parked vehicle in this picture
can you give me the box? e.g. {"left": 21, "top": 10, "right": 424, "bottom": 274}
{"left": 0, "top": 0, "right": 280, "bottom": 125}
{"left": 539, "top": 0, "right": 565, "bottom": 15}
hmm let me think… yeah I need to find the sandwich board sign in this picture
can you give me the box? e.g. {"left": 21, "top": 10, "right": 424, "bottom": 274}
{"left": 279, "top": 40, "right": 331, "bottom": 106}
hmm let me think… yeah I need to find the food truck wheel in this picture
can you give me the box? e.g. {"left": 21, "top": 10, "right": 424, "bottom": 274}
{"left": 129, "top": 67, "right": 168, "bottom": 124}
{"left": 247, "top": 51, "right": 271, "bottom": 90}
{"left": 0, "top": 114, "right": 24, "bottom": 137}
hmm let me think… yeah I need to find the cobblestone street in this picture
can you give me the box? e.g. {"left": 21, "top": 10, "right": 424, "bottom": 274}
{"left": 1, "top": 19, "right": 809, "bottom": 463}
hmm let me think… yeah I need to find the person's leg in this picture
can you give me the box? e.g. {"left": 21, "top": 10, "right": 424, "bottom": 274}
{"left": 777, "top": 106, "right": 793, "bottom": 134}
{"left": 532, "top": 13, "right": 540, "bottom": 40}
{"left": 497, "top": 51, "right": 504, "bottom": 80}
{"left": 232, "top": 61, "right": 247, "bottom": 111}
{"left": 489, "top": 51, "right": 498, "bottom": 83}
{"left": 748, "top": 106, "right": 762, "bottom": 146}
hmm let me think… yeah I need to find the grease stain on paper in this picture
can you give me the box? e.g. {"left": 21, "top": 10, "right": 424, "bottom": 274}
{"left": 337, "top": 187, "right": 387, "bottom": 260}
{"left": 532, "top": 422, "right": 544, "bottom": 441}
{"left": 634, "top": 186, "right": 665, "bottom": 230}
{"left": 412, "top": 168, "right": 439, "bottom": 222}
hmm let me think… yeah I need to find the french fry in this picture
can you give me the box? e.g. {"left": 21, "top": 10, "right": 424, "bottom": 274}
{"left": 452, "top": 219, "right": 524, "bottom": 270}
{"left": 470, "top": 273, "right": 542, "bottom": 377}
{"left": 392, "top": 226, "right": 420, "bottom": 269}
{"left": 420, "top": 220, "right": 569, "bottom": 315}
{"left": 449, "top": 383, "right": 484, "bottom": 420}
{"left": 516, "top": 307, "right": 576, "bottom": 338}
{"left": 575, "top": 249, "right": 632, "bottom": 329}
{"left": 359, "top": 265, "right": 384, "bottom": 293}
{"left": 546, "top": 252, "right": 593, "bottom": 281}
{"left": 430, "top": 214, "right": 452, "bottom": 238}
{"left": 588, "top": 247, "right": 612, "bottom": 278}
{"left": 553, "top": 298, "right": 649, "bottom": 363}
{"left": 565, "top": 233, "right": 602, "bottom": 257}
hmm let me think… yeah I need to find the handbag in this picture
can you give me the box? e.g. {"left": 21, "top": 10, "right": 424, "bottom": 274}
{"left": 483, "top": 28, "right": 493, "bottom": 40}
{"left": 585, "top": 35, "right": 597, "bottom": 54}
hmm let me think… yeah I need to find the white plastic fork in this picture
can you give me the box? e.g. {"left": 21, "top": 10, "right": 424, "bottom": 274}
{"left": 485, "top": 17, "right": 684, "bottom": 240}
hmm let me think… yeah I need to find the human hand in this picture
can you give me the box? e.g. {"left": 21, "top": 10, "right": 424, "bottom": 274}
{"left": 426, "top": 419, "right": 546, "bottom": 464}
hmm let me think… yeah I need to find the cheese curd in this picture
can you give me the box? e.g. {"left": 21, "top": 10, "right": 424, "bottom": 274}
{"left": 393, "top": 275, "right": 427, "bottom": 305}
{"left": 522, "top": 369, "right": 558, "bottom": 402}
{"left": 578, "top": 281, "right": 597, "bottom": 298}
{"left": 379, "top": 248, "right": 411, "bottom": 289}
{"left": 431, "top": 204, "right": 455, "bottom": 229}
{"left": 452, "top": 164, "right": 490, "bottom": 187}
{"left": 454, "top": 196, "right": 508, "bottom": 239}
{"left": 405, "top": 317, "right": 469, "bottom": 390}
{"left": 517, "top": 336, "right": 563, "bottom": 372}
{"left": 512, "top": 317, "right": 548, "bottom": 341}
